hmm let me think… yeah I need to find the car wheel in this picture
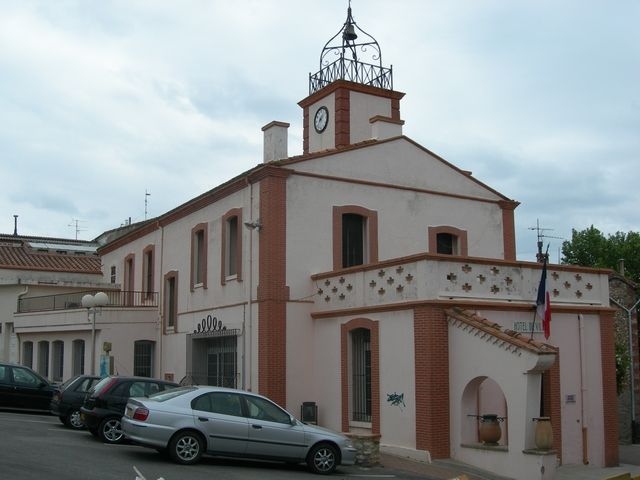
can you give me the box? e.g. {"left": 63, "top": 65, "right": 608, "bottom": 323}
{"left": 307, "top": 443, "right": 338, "bottom": 475}
{"left": 64, "top": 409, "right": 85, "bottom": 430}
{"left": 169, "top": 431, "right": 204, "bottom": 465}
{"left": 98, "top": 417, "right": 124, "bottom": 444}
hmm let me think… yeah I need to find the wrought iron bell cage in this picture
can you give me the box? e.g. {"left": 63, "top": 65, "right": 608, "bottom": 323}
{"left": 309, "top": 3, "right": 393, "bottom": 94}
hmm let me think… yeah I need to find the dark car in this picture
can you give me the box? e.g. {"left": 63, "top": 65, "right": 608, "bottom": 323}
{"left": 80, "top": 375, "right": 179, "bottom": 444}
{"left": 0, "top": 362, "right": 55, "bottom": 412}
{"left": 51, "top": 375, "right": 101, "bottom": 429}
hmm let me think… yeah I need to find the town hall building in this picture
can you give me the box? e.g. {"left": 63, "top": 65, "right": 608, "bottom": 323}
{"left": 7, "top": 6, "right": 619, "bottom": 479}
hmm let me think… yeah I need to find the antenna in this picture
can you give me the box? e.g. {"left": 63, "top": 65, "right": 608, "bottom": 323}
{"left": 145, "top": 190, "right": 151, "bottom": 220}
{"left": 68, "top": 219, "right": 86, "bottom": 240}
{"left": 528, "top": 219, "right": 563, "bottom": 263}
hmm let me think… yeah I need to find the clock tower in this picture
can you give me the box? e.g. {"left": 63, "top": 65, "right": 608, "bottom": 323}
{"left": 299, "top": 3, "right": 405, "bottom": 155}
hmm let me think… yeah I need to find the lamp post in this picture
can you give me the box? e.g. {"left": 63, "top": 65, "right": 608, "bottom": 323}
{"left": 82, "top": 292, "right": 109, "bottom": 376}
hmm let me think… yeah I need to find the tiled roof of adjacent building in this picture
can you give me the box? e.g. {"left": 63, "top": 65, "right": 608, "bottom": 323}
{"left": 446, "top": 306, "right": 557, "bottom": 355}
{"left": 0, "top": 233, "right": 102, "bottom": 274}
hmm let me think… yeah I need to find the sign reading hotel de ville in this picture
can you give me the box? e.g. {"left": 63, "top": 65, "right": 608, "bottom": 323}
{"left": 193, "top": 313, "right": 228, "bottom": 337}
{"left": 512, "top": 320, "right": 543, "bottom": 334}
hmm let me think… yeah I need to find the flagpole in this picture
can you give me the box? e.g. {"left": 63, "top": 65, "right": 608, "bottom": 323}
{"left": 531, "top": 244, "right": 550, "bottom": 340}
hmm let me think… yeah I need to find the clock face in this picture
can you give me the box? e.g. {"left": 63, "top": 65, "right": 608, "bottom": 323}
{"left": 314, "top": 106, "right": 329, "bottom": 133}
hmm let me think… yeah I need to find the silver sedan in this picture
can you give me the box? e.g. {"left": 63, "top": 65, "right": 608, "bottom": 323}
{"left": 122, "top": 386, "right": 357, "bottom": 475}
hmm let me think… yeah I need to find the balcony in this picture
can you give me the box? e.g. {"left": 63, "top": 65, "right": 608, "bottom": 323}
{"left": 17, "top": 290, "right": 158, "bottom": 313}
{"left": 311, "top": 253, "right": 609, "bottom": 314}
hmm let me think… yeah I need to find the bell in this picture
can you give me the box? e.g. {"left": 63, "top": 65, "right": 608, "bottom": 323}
{"left": 343, "top": 24, "right": 357, "bottom": 41}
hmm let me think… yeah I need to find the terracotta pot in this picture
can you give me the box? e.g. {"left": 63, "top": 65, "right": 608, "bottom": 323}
{"left": 478, "top": 414, "right": 502, "bottom": 445}
{"left": 534, "top": 417, "right": 553, "bottom": 450}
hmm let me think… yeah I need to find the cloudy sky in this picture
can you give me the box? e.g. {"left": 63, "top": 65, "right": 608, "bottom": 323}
{"left": 1, "top": 0, "right": 638, "bottom": 263}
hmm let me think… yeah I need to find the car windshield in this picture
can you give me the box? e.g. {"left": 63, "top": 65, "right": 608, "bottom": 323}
{"left": 149, "top": 386, "right": 195, "bottom": 402}
{"left": 58, "top": 376, "right": 78, "bottom": 390}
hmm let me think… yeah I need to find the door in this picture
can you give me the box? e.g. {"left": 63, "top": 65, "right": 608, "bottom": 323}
{"left": 0, "top": 364, "right": 14, "bottom": 408}
{"left": 11, "top": 365, "right": 51, "bottom": 410}
{"left": 242, "top": 394, "right": 306, "bottom": 461}
{"left": 191, "top": 392, "right": 248, "bottom": 455}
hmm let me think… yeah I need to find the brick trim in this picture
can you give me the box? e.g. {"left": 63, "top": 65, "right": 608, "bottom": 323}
{"left": 257, "top": 175, "right": 289, "bottom": 406}
{"left": 498, "top": 200, "right": 518, "bottom": 260}
{"left": 427, "top": 226, "right": 468, "bottom": 256}
{"left": 414, "top": 305, "right": 450, "bottom": 459}
{"left": 340, "top": 318, "right": 380, "bottom": 435}
{"left": 600, "top": 309, "right": 620, "bottom": 466}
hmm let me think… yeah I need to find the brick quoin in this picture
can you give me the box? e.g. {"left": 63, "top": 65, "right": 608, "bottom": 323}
{"left": 414, "top": 306, "right": 450, "bottom": 459}
{"left": 600, "top": 310, "right": 620, "bottom": 467}
{"left": 257, "top": 174, "right": 290, "bottom": 407}
{"left": 544, "top": 358, "right": 563, "bottom": 463}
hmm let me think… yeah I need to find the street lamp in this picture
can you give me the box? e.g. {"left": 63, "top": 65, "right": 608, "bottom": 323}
{"left": 82, "top": 292, "right": 109, "bottom": 375}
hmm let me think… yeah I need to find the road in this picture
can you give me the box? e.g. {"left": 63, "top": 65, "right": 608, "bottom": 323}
{"left": 0, "top": 411, "right": 432, "bottom": 480}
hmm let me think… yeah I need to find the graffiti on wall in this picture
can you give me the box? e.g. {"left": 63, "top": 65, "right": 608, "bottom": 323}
{"left": 387, "top": 392, "right": 406, "bottom": 411}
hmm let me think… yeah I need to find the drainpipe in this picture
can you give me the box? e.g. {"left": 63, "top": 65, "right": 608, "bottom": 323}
{"left": 578, "top": 313, "right": 589, "bottom": 464}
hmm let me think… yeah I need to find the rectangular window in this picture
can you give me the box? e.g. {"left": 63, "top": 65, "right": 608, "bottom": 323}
{"left": 134, "top": 341, "right": 154, "bottom": 377}
{"left": 110, "top": 266, "right": 116, "bottom": 284}
{"left": 165, "top": 272, "right": 178, "bottom": 331}
{"left": 206, "top": 336, "right": 237, "bottom": 388}
{"left": 343, "top": 214, "right": 366, "bottom": 268}
{"left": 191, "top": 224, "right": 208, "bottom": 290}
{"left": 143, "top": 246, "right": 155, "bottom": 299}
{"left": 226, "top": 216, "right": 238, "bottom": 277}
{"left": 437, "top": 233, "right": 457, "bottom": 255}
{"left": 351, "top": 328, "right": 371, "bottom": 422}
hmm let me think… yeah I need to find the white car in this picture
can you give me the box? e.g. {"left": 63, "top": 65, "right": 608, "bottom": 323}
{"left": 122, "top": 385, "right": 357, "bottom": 475}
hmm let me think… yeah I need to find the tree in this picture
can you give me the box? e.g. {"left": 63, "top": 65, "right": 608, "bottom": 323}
{"left": 561, "top": 226, "right": 640, "bottom": 283}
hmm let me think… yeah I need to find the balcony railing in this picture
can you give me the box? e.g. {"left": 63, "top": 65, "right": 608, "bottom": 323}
{"left": 17, "top": 290, "right": 158, "bottom": 313}
{"left": 309, "top": 57, "right": 393, "bottom": 94}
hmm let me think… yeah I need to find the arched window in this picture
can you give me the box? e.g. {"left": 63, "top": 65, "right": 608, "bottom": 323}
{"left": 351, "top": 328, "right": 371, "bottom": 422}
{"left": 164, "top": 271, "right": 178, "bottom": 333}
{"left": 428, "top": 226, "right": 468, "bottom": 256}
{"left": 52, "top": 340, "right": 64, "bottom": 382}
{"left": 333, "top": 206, "right": 378, "bottom": 270}
{"left": 221, "top": 209, "right": 243, "bottom": 284}
{"left": 143, "top": 245, "right": 155, "bottom": 299}
{"left": 37, "top": 341, "right": 49, "bottom": 378}
{"left": 191, "top": 224, "right": 208, "bottom": 290}
{"left": 341, "top": 318, "right": 380, "bottom": 435}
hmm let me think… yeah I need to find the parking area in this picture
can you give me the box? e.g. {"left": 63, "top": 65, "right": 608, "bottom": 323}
{"left": 0, "top": 411, "right": 437, "bottom": 480}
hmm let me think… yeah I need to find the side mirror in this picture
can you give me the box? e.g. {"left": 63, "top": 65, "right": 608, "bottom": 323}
{"left": 290, "top": 415, "right": 298, "bottom": 426}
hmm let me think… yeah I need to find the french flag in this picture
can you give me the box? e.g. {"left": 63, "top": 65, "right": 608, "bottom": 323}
{"left": 536, "top": 259, "right": 552, "bottom": 339}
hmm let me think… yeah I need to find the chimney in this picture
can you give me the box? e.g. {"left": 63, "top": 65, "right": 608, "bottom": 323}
{"left": 262, "top": 121, "right": 290, "bottom": 162}
{"left": 13, "top": 215, "right": 18, "bottom": 236}
{"left": 369, "top": 115, "right": 404, "bottom": 141}
{"left": 618, "top": 258, "right": 625, "bottom": 277}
